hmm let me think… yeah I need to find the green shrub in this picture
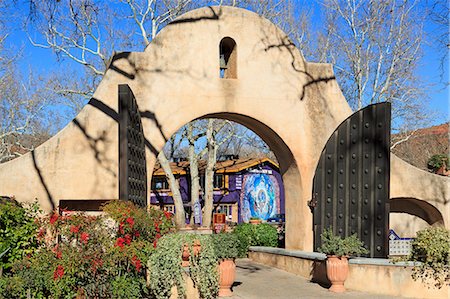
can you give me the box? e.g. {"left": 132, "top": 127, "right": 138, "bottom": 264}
{"left": 212, "top": 233, "right": 240, "bottom": 260}
{"left": 318, "top": 228, "right": 368, "bottom": 257}
{"left": 149, "top": 233, "right": 219, "bottom": 299}
{"left": 232, "top": 223, "right": 278, "bottom": 257}
{"left": 409, "top": 227, "right": 450, "bottom": 289}
{"left": 111, "top": 274, "right": 147, "bottom": 299}
{"left": 255, "top": 224, "right": 278, "bottom": 247}
{"left": 427, "top": 154, "right": 449, "bottom": 171}
{"left": 0, "top": 200, "right": 40, "bottom": 274}
{"left": 232, "top": 223, "right": 255, "bottom": 257}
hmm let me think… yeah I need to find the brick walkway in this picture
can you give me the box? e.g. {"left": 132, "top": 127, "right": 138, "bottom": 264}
{"left": 230, "top": 259, "right": 405, "bottom": 299}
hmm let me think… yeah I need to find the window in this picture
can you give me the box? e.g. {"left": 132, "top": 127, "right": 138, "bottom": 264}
{"left": 199, "top": 174, "right": 225, "bottom": 189}
{"left": 152, "top": 177, "right": 169, "bottom": 190}
{"left": 163, "top": 205, "right": 175, "bottom": 213}
{"left": 214, "top": 174, "right": 224, "bottom": 189}
{"left": 219, "top": 37, "right": 237, "bottom": 79}
{"left": 217, "top": 204, "right": 233, "bottom": 218}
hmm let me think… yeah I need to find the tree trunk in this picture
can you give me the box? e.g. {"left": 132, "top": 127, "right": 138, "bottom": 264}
{"left": 157, "top": 151, "right": 185, "bottom": 228}
{"left": 203, "top": 119, "right": 217, "bottom": 228}
{"left": 187, "top": 123, "right": 200, "bottom": 225}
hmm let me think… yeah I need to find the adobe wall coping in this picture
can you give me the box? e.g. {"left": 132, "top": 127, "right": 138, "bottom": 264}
{"left": 249, "top": 246, "right": 418, "bottom": 267}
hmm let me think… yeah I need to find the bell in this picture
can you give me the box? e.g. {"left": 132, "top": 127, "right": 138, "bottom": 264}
{"left": 219, "top": 54, "right": 228, "bottom": 69}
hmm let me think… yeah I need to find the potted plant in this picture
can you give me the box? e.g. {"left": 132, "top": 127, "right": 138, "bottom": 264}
{"left": 318, "top": 228, "right": 368, "bottom": 293}
{"left": 212, "top": 233, "right": 240, "bottom": 297}
{"left": 427, "top": 154, "right": 449, "bottom": 175}
{"left": 249, "top": 217, "right": 262, "bottom": 225}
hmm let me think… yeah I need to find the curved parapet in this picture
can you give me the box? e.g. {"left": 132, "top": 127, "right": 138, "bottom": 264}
{"left": 390, "top": 155, "right": 450, "bottom": 228}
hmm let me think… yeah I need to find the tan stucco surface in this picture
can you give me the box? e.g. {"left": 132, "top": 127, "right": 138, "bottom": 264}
{"left": 0, "top": 6, "right": 448, "bottom": 250}
{"left": 249, "top": 250, "right": 449, "bottom": 298}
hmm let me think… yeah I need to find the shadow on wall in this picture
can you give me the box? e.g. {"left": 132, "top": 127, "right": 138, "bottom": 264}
{"left": 24, "top": 6, "right": 334, "bottom": 215}
{"left": 31, "top": 151, "right": 55, "bottom": 210}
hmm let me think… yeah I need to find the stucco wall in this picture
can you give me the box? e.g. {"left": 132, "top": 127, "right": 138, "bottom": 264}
{"left": 249, "top": 247, "right": 449, "bottom": 299}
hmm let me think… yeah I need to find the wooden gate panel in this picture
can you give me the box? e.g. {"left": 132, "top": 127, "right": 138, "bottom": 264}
{"left": 118, "top": 84, "right": 147, "bottom": 208}
{"left": 312, "top": 103, "right": 391, "bottom": 258}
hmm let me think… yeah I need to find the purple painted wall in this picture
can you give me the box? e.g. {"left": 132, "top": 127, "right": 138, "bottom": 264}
{"left": 150, "top": 161, "right": 285, "bottom": 222}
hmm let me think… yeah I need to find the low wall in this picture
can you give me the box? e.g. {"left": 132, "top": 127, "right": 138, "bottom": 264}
{"left": 249, "top": 247, "right": 449, "bottom": 299}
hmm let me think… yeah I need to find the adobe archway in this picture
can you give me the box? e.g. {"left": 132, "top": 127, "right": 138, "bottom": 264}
{"left": 0, "top": 6, "right": 448, "bottom": 252}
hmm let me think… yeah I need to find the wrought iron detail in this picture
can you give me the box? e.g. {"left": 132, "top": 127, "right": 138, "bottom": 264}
{"left": 312, "top": 103, "right": 391, "bottom": 258}
{"left": 119, "top": 84, "right": 147, "bottom": 207}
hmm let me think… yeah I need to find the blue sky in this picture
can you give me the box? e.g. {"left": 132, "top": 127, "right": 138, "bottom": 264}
{"left": 5, "top": 1, "right": 449, "bottom": 130}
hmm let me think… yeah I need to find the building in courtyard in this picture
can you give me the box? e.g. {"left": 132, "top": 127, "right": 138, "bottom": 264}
{"left": 150, "top": 157, "right": 284, "bottom": 224}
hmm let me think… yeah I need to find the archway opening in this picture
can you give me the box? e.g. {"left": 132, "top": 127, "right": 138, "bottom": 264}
{"left": 149, "top": 113, "right": 302, "bottom": 249}
{"left": 390, "top": 197, "right": 445, "bottom": 238}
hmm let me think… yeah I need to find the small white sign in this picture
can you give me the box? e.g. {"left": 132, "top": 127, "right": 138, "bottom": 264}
{"left": 248, "top": 169, "right": 272, "bottom": 174}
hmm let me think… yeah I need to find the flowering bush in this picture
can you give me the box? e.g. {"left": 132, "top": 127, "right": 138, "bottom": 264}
{"left": 0, "top": 200, "right": 40, "bottom": 273}
{"left": 0, "top": 200, "right": 174, "bottom": 298}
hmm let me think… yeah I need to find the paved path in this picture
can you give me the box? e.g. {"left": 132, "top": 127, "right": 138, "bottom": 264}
{"left": 230, "top": 259, "right": 404, "bottom": 299}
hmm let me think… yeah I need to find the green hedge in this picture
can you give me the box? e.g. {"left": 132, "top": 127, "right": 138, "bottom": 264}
{"left": 0, "top": 201, "right": 39, "bottom": 273}
{"left": 232, "top": 223, "right": 277, "bottom": 257}
{"left": 409, "top": 227, "right": 450, "bottom": 289}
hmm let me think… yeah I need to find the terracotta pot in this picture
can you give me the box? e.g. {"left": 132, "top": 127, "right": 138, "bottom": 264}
{"left": 181, "top": 241, "right": 201, "bottom": 267}
{"left": 181, "top": 244, "right": 190, "bottom": 267}
{"left": 218, "top": 259, "right": 236, "bottom": 297}
{"left": 193, "top": 240, "right": 201, "bottom": 256}
{"left": 326, "top": 255, "right": 349, "bottom": 293}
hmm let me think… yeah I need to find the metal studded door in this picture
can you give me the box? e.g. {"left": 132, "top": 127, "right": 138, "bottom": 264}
{"left": 119, "top": 84, "right": 147, "bottom": 208}
{"left": 312, "top": 103, "right": 391, "bottom": 258}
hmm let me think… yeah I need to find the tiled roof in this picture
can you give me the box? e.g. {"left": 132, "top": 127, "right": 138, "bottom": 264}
{"left": 152, "top": 157, "right": 279, "bottom": 176}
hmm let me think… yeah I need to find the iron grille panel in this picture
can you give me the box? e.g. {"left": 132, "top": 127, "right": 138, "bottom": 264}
{"left": 119, "top": 84, "right": 147, "bottom": 208}
{"left": 313, "top": 103, "right": 391, "bottom": 258}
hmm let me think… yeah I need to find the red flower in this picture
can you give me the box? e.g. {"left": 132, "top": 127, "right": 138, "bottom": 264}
{"left": 133, "top": 230, "right": 140, "bottom": 238}
{"left": 55, "top": 250, "right": 62, "bottom": 259}
{"left": 53, "top": 265, "right": 64, "bottom": 280}
{"left": 124, "top": 234, "right": 132, "bottom": 245}
{"left": 115, "top": 237, "right": 125, "bottom": 248}
{"left": 154, "top": 222, "right": 161, "bottom": 233}
{"left": 70, "top": 225, "right": 80, "bottom": 234}
{"left": 153, "top": 240, "right": 157, "bottom": 248}
{"left": 37, "top": 227, "right": 46, "bottom": 239}
{"left": 118, "top": 222, "right": 125, "bottom": 235}
{"left": 131, "top": 256, "right": 142, "bottom": 272}
{"left": 163, "top": 211, "right": 172, "bottom": 220}
{"left": 49, "top": 213, "right": 58, "bottom": 225}
{"left": 80, "top": 232, "right": 89, "bottom": 244}
{"left": 156, "top": 233, "right": 161, "bottom": 239}
{"left": 91, "top": 259, "right": 103, "bottom": 273}
{"left": 126, "top": 217, "right": 134, "bottom": 227}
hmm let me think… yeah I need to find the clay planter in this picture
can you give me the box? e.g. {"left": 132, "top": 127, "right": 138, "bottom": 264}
{"left": 249, "top": 219, "right": 261, "bottom": 225}
{"left": 181, "top": 240, "right": 201, "bottom": 267}
{"left": 326, "top": 255, "right": 349, "bottom": 293}
{"left": 218, "top": 259, "right": 236, "bottom": 297}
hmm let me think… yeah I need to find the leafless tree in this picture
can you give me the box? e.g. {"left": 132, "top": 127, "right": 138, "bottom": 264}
{"left": 302, "top": 0, "right": 432, "bottom": 148}
{"left": 427, "top": 0, "right": 449, "bottom": 80}
{"left": 0, "top": 57, "right": 53, "bottom": 162}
